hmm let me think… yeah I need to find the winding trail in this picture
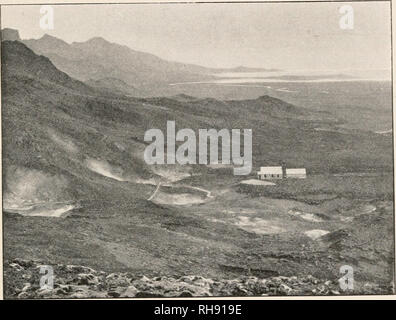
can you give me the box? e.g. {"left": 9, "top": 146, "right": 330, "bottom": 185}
{"left": 147, "top": 181, "right": 162, "bottom": 201}
{"left": 146, "top": 181, "right": 213, "bottom": 203}
{"left": 182, "top": 185, "right": 214, "bottom": 198}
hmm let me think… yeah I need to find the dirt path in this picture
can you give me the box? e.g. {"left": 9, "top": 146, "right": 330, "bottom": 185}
{"left": 147, "top": 181, "right": 162, "bottom": 201}
{"left": 181, "top": 185, "right": 213, "bottom": 198}
{"left": 147, "top": 181, "right": 213, "bottom": 203}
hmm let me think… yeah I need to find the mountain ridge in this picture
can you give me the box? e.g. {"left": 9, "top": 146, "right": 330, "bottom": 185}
{"left": 2, "top": 28, "right": 278, "bottom": 96}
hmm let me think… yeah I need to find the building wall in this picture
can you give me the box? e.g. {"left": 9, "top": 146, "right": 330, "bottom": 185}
{"left": 286, "top": 174, "right": 306, "bottom": 179}
{"left": 258, "top": 173, "right": 283, "bottom": 180}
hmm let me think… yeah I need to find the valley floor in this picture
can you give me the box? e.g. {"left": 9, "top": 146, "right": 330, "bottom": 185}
{"left": 3, "top": 171, "right": 394, "bottom": 297}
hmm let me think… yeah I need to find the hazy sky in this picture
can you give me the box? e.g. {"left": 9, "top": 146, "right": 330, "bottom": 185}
{"left": 1, "top": 2, "right": 391, "bottom": 71}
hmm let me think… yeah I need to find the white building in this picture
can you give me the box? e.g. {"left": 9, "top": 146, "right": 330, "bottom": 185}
{"left": 257, "top": 166, "right": 283, "bottom": 180}
{"left": 286, "top": 168, "right": 307, "bottom": 179}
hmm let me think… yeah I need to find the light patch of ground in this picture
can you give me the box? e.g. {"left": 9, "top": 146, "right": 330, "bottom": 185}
{"left": 375, "top": 129, "right": 392, "bottom": 135}
{"left": 154, "top": 193, "right": 207, "bottom": 206}
{"left": 236, "top": 216, "right": 286, "bottom": 235}
{"left": 4, "top": 202, "right": 76, "bottom": 218}
{"left": 85, "top": 158, "right": 126, "bottom": 181}
{"left": 152, "top": 167, "right": 192, "bottom": 182}
{"left": 185, "top": 186, "right": 213, "bottom": 198}
{"left": 135, "top": 178, "right": 157, "bottom": 186}
{"left": 4, "top": 166, "right": 70, "bottom": 207}
{"left": 222, "top": 209, "right": 237, "bottom": 214}
{"left": 239, "top": 179, "right": 276, "bottom": 186}
{"left": 361, "top": 204, "right": 376, "bottom": 214}
{"left": 48, "top": 129, "right": 78, "bottom": 154}
{"left": 239, "top": 209, "right": 256, "bottom": 214}
{"left": 146, "top": 182, "right": 213, "bottom": 204}
{"left": 221, "top": 209, "right": 255, "bottom": 215}
{"left": 340, "top": 216, "right": 354, "bottom": 222}
{"left": 288, "top": 209, "right": 324, "bottom": 222}
{"left": 342, "top": 203, "right": 376, "bottom": 218}
{"left": 304, "top": 229, "right": 330, "bottom": 240}
{"left": 203, "top": 189, "right": 322, "bottom": 219}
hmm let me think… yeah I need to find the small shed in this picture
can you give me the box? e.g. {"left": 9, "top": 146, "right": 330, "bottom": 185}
{"left": 286, "top": 168, "right": 307, "bottom": 179}
{"left": 257, "top": 166, "right": 283, "bottom": 180}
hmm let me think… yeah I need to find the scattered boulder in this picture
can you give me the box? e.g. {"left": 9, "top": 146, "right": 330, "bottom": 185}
{"left": 106, "top": 273, "right": 131, "bottom": 287}
{"left": 3, "top": 259, "right": 391, "bottom": 298}
{"left": 119, "top": 285, "right": 139, "bottom": 298}
{"left": 72, "top": 273, "right": 100, "bottom": 286}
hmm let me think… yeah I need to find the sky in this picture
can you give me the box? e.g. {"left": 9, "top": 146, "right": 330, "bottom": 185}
{"left": 1, "top": 2, "right": 392, "bottom": 71}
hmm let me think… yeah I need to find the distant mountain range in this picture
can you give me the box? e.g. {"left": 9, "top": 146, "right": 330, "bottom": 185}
{"left": 1, "top": 28, "right": 278, "bottom": 96}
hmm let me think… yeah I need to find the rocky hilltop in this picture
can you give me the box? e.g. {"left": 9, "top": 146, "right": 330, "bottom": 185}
{"left": 1, "top": 28, "right": 21, "bottom": 41}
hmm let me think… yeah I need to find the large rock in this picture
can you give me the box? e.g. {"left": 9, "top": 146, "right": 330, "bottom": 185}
{"left": 72, "top": 273, "right": 101, "bottom": 286}
{"left": 119, "top": 286, "right": 139, "bottom": 298}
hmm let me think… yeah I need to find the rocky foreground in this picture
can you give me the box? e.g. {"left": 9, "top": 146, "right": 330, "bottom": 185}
{"left": 6, "top": 258, "right": 384, "bottom": 298}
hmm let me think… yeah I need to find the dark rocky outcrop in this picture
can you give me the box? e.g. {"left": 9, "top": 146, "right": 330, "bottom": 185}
{"left": 5, "top": 258, "right": 388, "bottom": 299}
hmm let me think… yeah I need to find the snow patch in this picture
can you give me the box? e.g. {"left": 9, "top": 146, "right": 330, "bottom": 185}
{"left": 86, "top": 158, "right": 125, "bottom": 181}
{"left": 304, "top": 229, "right": 329, "bottom": 240}
{"left": 288, "top": 209, "right": 323, "bottom": 222}
{"left": 5, "top": 202, "right": 75, "bottom": 218}
{"left": 154, "top": 193, "right": 206, "bottom": 206}
{"left": 240, "top": 179, "right": 276, "bottom": 186}
{"left": 48, "top": 129, "right": 78, "bottom": 154}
